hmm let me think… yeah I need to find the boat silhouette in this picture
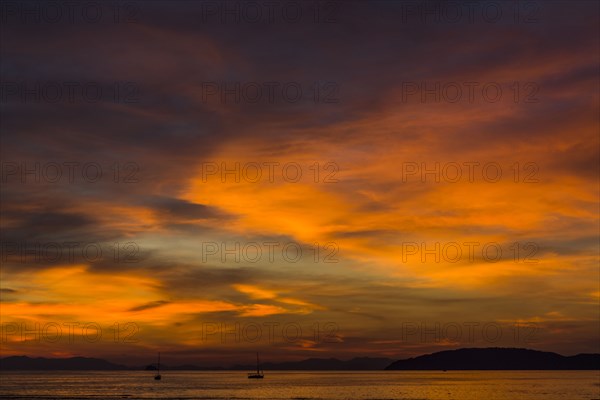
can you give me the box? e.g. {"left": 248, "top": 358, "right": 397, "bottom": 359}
{"left": 154, "top": 352, "right": 161, "bottom": 380}
{"left": 247, "top": 352, "right": 264, "bottom": 379}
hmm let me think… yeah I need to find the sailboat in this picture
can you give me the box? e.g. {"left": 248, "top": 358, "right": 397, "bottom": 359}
{"left": 154, "top": 352, "right": 162, "bottom": 380}
{"left": 247, "top": 352, "right": 264, "bottom": 379}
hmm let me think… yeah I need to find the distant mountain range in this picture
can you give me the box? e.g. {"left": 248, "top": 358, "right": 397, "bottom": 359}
{"left": 386, "top": 348, "right": 600, "bottom": 370}
{"left": 1, "top": 355, "right": 392, "bottom": 371}
{"left": 230, "top": 357, "right": 394, "bottom": 371}
{"left": 0, "top": 356, "right": 127, "bottom": 370}
{"left": 2, "top": 348, "right": 598, "bottom": 370}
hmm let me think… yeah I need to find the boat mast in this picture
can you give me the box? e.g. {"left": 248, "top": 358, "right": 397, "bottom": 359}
{"left": 256, "top": 352, "right": 260, "bottom": 374}
{"left": 158, "top": 352, "right": 160, "bottom": 374}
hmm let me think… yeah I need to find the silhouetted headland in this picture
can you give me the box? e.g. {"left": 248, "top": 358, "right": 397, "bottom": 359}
{"left": 385, "top": 348, "right": 600, "bottom": 370}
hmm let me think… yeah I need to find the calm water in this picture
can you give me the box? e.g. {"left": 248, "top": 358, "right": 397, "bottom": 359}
{"left": 0, "top": 371, "right": 598, "bottom": 400}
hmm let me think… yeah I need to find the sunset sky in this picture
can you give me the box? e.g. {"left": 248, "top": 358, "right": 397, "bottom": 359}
{"left": 0, "top": 0, "right": 598, "bottom": 367}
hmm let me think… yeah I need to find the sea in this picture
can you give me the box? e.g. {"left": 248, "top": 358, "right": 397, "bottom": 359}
{"left": 0, "top": 370, "right": 598, "bottom": 400}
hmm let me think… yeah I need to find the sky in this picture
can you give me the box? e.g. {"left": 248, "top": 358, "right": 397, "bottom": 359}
{"left": 0, "top": 0, "right": 598, "bottom": 367}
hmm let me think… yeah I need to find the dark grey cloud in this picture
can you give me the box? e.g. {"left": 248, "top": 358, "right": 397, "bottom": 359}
{"left": 128, "top": 300, "right": 171, "bottom": 312}
{"left": 142, "top": 196, "right": 231, "bottom": 220}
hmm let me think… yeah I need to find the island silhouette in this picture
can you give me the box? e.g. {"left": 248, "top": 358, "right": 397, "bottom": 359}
{"left": 385, "top": 347, "right": 599, "bottom": 370}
